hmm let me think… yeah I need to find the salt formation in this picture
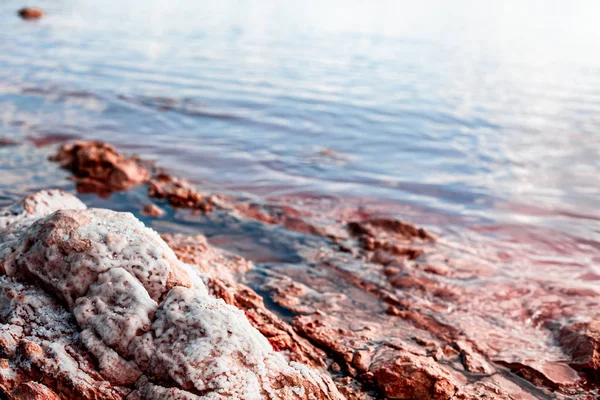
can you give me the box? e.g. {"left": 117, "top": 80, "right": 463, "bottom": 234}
{"left": 0, "top": 191, "right": 343, "bottom": 399}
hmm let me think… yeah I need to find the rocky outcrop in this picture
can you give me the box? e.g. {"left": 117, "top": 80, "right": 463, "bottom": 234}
{"left": 51, "top": 141, "right": 150, "bottom": 194}
{"left": 559, "top": 322, "right": 600, "bottom": 380}
{"left": 148, "top": 174, "right": 218, "bottom": 213}
{"left": 163, "top": 233, "right": 327, "bottom": 369}
{"left": 47, "top": 141, "right": 600, "bottom": 399}
{"left": 0, "top": 192, "right": 343, "bottom": 399}
{"left": 51, "top": 141, "right": 219, "bottom": 212}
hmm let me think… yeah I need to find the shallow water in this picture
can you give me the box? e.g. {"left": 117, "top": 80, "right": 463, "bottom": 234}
{"left": 0, "top": 0, "right": 599, "bottom": 316}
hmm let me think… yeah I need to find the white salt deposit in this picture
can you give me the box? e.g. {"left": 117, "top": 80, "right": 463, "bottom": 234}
{"left": 0, "top": 192, "right": 343, "bottom": 399}
{"left": 16, "top": 208, "right": 206, "bottom": 306}
{"left": 74, "top": 267, "right": 158, "bottom": 354}
{"left": 0, "top": 190, "right": 86, "bottom": 276}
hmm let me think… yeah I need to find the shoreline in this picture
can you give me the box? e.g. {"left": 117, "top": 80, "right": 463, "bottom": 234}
{"left": 0, "top": 140, "right": 597, "bottom": 399}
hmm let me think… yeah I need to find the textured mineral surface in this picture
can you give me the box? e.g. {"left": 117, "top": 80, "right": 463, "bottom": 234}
{"left": 0, "top": 191, "right": 343, "bottom": 399}
{"left": 45, "top": 141, "right": 600, "bottom": 399}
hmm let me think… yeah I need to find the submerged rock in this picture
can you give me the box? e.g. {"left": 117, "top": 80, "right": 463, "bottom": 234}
{"left": 0, "top": 192, "right": 343, "bottom": 399}
{"left": 0, "top": 138, "right": 19, "bottom": 147}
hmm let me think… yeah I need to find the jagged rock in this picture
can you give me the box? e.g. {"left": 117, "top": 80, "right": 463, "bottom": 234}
{"left": 148, "top": 174, "right": 217, "bottom": 212}
{"left": 45, "top": 141, "right": 600, "bottom": 399}
{"left": 9, "top": 381, "right": 60, "bottom": 399}
{"left": 369, "top": 348, "right": 456, "bottom": 400}
{"left": 163, "top": 233, "right": 327, "bottom": 368}
{"left": 559, "top": 321, "right": 600, "bottom": 376}
{"left": 0, "top": 192, "right": 343, "bottom": 399}
{"left": 51, "top": 141, "right": 150, "bottom": 193}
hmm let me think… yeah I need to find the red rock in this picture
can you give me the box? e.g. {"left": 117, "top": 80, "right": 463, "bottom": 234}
{"left": 10, "top": 381, "right": 60, "bottom": 399}
{"left": 454, "top": 340, "right": 495, "bottom": 374}
{"left": 494, "top": 360, "right": 580, "bottom": 390}
{"left": 141, "top": 203, "right": 165, "bottom": 217}
{"left": 51, "top": 141, "right": 150, "bottom": 194}
{"left": 345, "top": 218, "right": 432, "bottom": 267}
{"left": 18, "top": 8, "right": 44, "bottom": 20}
{"left": 0, "top": 193, "right": 342, "bottom": 399}
{"left": 348, "top": 219, "right": 435, "bottom": 241}
{"left": 162, "top": 233, "right": 252, "bottom": 281}
{"left": 370, "top": 350, "right": 456, "bottom": 400}
{"left": 559, "top": 321, "right": 600, "bottom": 375}
{"left": 148, "top": 174, "right": 216, "bottom": 212}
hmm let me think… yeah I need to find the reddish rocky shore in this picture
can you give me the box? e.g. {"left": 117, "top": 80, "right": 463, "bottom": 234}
{"left": 0, "top": 190, "right": 342, "bottom": 399}
{"left": 0, "top": 140, "right": 597, "bottom": 399}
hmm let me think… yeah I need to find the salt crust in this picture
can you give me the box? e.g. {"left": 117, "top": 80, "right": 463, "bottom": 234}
{"left": 0, "top": 190, "right": 343, "bottom": 399}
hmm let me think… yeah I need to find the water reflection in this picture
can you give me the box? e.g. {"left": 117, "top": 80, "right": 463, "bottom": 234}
{"left": 0, "top": 0, "right": 598, "bottom": 285}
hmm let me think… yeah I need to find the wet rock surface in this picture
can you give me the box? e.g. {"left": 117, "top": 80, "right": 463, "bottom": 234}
{"left": 148, "top": 173, "right": 218, "bottom": 213}
{"left": 51, "top": 141, "right": 150, "bottom": 194}
{"left": 42, "top": 141, "right": 600, "bottom": 399}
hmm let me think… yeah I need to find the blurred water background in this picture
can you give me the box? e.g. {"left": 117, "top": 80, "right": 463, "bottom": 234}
{"left": 0, "top": 0, "right": 599, "bottom": 287}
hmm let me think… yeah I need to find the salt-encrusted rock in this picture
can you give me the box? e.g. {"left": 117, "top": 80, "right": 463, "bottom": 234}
{"left": 15, "top": 208, "right": 203, "bottom": 306}
{"left": 128, "top": 377, "right": 203, "bottom": 400}
{"left": 0, "top": 190, "right": 86, "bottom": 276}
{"left": 79, "top": 329, "right": 143, "bottom": 385}
{"left": 74, "top": 268, "right": 158, "bottom": 355}
{"left": 0, "top": 193, "right": 343, "bottom": 399}
{"left": 0, "top": 276, "right": 127, "bottom": 399}
{"left": 0, "top": 190, "right": 86, "bottom": 245}
{"left": 131, "top": 287, "right": 339, "bottom": 399}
